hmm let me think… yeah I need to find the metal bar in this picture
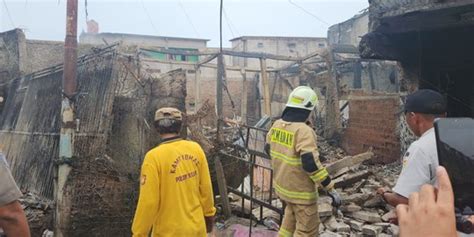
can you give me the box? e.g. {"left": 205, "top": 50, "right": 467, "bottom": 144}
{"left": 269, "top": 169, "right": 273, "bottom": 203}
{"left": 249, "top": 154, "right": 254, "bottom": 236}
{"left": 215, "top": 156, "right": 231, "bottom": 219}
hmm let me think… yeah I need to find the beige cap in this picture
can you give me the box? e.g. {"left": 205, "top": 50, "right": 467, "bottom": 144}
{"left": 154, "top": 107, "right": 183, "bottom": 121}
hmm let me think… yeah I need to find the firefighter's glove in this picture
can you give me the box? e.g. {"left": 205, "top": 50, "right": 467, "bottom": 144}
{"left": 328, "top": 189, "right": 342, "bottom": 208}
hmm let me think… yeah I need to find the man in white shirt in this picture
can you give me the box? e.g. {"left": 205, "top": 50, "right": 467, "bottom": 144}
{"left": 379, "top": 89, "right": 446, "bottom": 206}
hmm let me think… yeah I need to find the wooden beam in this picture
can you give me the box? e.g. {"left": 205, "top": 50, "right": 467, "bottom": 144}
{"left": 198, "top": 54, "right": 219, "bottom": 66}
{"left": 216, "top": 53, "right": 224, "bottom": 142}
{"left": 140, "top": 47, "right": 217, "bottom": 56}
{"left": 194, "top": 67, "right": 201, "bottom": 113}
{"left": 222, "top": 50, "right": 313, "bottom": 61}
{"left": 240, "top": 69, "right": 248, "bottom": 124}
{"left": 214, "top": 156, "right": 231, "bottom": 219}
{"left": 260, "top": 58, "right": 271, "bottom": 116}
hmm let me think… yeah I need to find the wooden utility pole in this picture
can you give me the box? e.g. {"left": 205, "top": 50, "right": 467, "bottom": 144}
{"left": 260, "top": 58, "right": 271, "bottom": 116}
{"left": 324, "top": 47, "right": 341, "bottom": 139}
{"left": 56, "top": 0, "right": 78, "bottom": 236}
{"left": 194, "top": 66, "right": 201, "bottom": 113}
{"left": 214, "top": 0, "right": 231, "bottom": 220}
{"left": 240, "top": 69, "right": 248, "bottom": 124}
{"left": 216, "top": 54, "right": 224, "bottom": 140}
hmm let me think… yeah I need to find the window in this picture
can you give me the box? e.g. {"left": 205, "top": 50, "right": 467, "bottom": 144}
{"left": 257, "top": 42, "right": 264, "bottom": 48}
{"left": 288, "top": 43, "right": 296, "bottom": 48}
{"left": 318, "top": 43, "right": 326, "bottom": 48}
{"left": 169, "top": 48, "right": 199, "bottom": 62}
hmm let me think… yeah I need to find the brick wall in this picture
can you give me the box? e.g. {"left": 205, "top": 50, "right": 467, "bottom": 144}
{"left": 341, "top": 93, "right": 401, "bottom": 164}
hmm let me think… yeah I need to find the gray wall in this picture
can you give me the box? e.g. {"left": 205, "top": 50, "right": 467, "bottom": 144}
{"left": 328, "top": 12, "right": 369, "bottom": 47}
{"left": 80, "top": 32, "right": 208, "bottom": 50}
{"left": 231, "top": 37, "right": 328, "bottom": 68}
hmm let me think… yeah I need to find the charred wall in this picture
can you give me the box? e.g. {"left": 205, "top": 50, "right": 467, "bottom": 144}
{"left": 0, "top": 46, "right": 189, "bottom": 236}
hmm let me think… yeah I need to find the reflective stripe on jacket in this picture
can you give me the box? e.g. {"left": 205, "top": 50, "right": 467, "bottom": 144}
{"left": 267, "top": 119, "right": 331, "bottom": 205}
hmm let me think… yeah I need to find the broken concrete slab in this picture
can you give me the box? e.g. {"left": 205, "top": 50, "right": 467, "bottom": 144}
{"left": 319, "top": 202, "right": 334, "bottom": 218}
{"left": 363, "top": 195, "right": 385, "bottom": 208}
{"left": 349, "top": 211, "right": 381, "bottom": 223}
{"left": 340, "top": 203, "right": 362, "bottom": 213}
{"left": 319, "top": 231, "right": 343, "bottom": 237}
{"left": 348, "top": 220, "right": 364, "bottom": 232}
{"left": 373, "top": 222, "right": 391, "bottom": 231}
{"left": 335, "top": 222, "right": 351, "bottom": 233}
{"left": 326, "top": 150, "right": 374, "bottom": 175}
{"left": 334, "top": 170, "right": 371, "bottom": 188}
{"left": 362, "top": 225, "right": 383, "bottom": 236}
{"left": 381, "top": 209, "right": 397, "bottom": 222}
{"left": 323, "top": 216, "right": 338, "bottom": 232}
{"left": 341, "top": 193, "right": 370, "bottom": 205}
{"left": 388, "top": 224, "right": 400, "bottom": 236}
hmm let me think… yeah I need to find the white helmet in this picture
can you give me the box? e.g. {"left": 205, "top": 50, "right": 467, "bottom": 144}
{"left": 285, "top": 86, "right": 318, "bottom": 111}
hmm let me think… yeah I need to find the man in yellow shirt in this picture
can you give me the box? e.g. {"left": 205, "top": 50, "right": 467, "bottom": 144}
{"left": 132, "top": 107, "right": 216, "bottom": 237}
{"left": 266, "top": 86, "right": 341, "bottom": 237}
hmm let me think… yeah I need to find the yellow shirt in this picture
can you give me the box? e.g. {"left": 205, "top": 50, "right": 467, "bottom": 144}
{"left": 132, "top": 138, "right": 216, "bottom": 237}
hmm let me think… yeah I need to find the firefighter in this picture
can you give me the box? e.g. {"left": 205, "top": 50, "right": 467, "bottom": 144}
{"left": 132, "top": 107, "right": 216, "bottom": 237}
{"left": 266, "top": 86, "right": 341, "bottom": 237}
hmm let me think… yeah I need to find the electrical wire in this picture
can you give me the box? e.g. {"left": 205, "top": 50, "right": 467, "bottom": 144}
{"left": 140, "top": 0, "right": 159, "bottom": 35}
{"left": 222, "top": 8, "right": 235, "bottom": 38}
{"left": 288, "top": 0, "right": 329, "bottom": 26}
{"left": 85, "top": 0, "right": 89, "bottom": 21}
{"left": 2, "top": 0, "right": 15, "bottom": 28}
{"left": 223, "top": 7, "right": 240, "bottom": 38}
{"left": 177, "top": 0, "right": 200, "bottom": 38}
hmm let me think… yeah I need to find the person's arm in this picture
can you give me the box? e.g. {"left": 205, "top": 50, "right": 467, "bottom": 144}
{"left": 392, "top": 147, "right": 432, "bottom": 200}
{"left": 131, "top": 154, "right": 160, "bottom": 237}
{"left": 383, "top": 191, "right": 408, "bottom": 207}
{"left": 295, "top": 127, "right": 341, "bottom": 206}
{"left": 396, "top": 166, "right": 457, "bottom": 237}
{"left": 0, "top": 201, "right": 30, "bottom": 237}
{"left": 295, "top": 127, "right": 334, "bottom": 191}
{"left": 0, "top": 153, "right": 30, "bottom": 237}
{"left": 197, "top": 145, "right": 216, "bottom": 233}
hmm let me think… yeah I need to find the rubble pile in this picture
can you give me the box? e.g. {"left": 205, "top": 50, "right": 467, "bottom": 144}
{"left": 19, "top": 193, "right": 54, "bottom": 237}
{"left": 217, "top": 139, "right": 402, "bottom": 237}
{"left": 318, "top": 162, "right": 401, "bottom": 237}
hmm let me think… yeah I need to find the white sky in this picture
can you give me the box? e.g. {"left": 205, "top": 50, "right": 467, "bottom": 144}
{"left": 1, "top": 0, "right": 368, "bottom": 47}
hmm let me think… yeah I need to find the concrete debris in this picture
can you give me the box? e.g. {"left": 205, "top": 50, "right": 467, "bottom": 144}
{"left": 363, "top": 195, "right": 385, "bottom": 208}
{"left": 362, "top": 224, "right": 383, "bottom": 236}
{"left": 334, "top": 170, "right": 371, "bottom": 188}
{"left": 341, "top": 193, "right": 370, "bottom": 206}
{"left": 19, "top": 192, "right": 54, "bottom": 236}
{"left": 348, "top": 219, "right": 364, "bottom": 232}
{"left": 388, "top": 224, "right": 400, "bottom": 236}
{"left": 340, "top": 203, "right": 362, "bottom": 213}
{"left": 349, "top": 211, "right": 382, "bottom": 223}
{"left": 319, "top": 202, "right": 334, "bottom": 218}
{"left": 326, "top": 150, "right": 374, "bottom": 175}
{"left": 319, "top": 231, "right": 343, "bottom": 237}
{"left": 213, "top": 137, "right": 403, "bottom": 236}
{"left": 381, "top": 209, "right": 397, "bottom": 222}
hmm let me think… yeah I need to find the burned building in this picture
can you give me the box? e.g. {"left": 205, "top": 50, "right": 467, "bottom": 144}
{"left": 361, "top": 0, "right": 474, "bottom": 118}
